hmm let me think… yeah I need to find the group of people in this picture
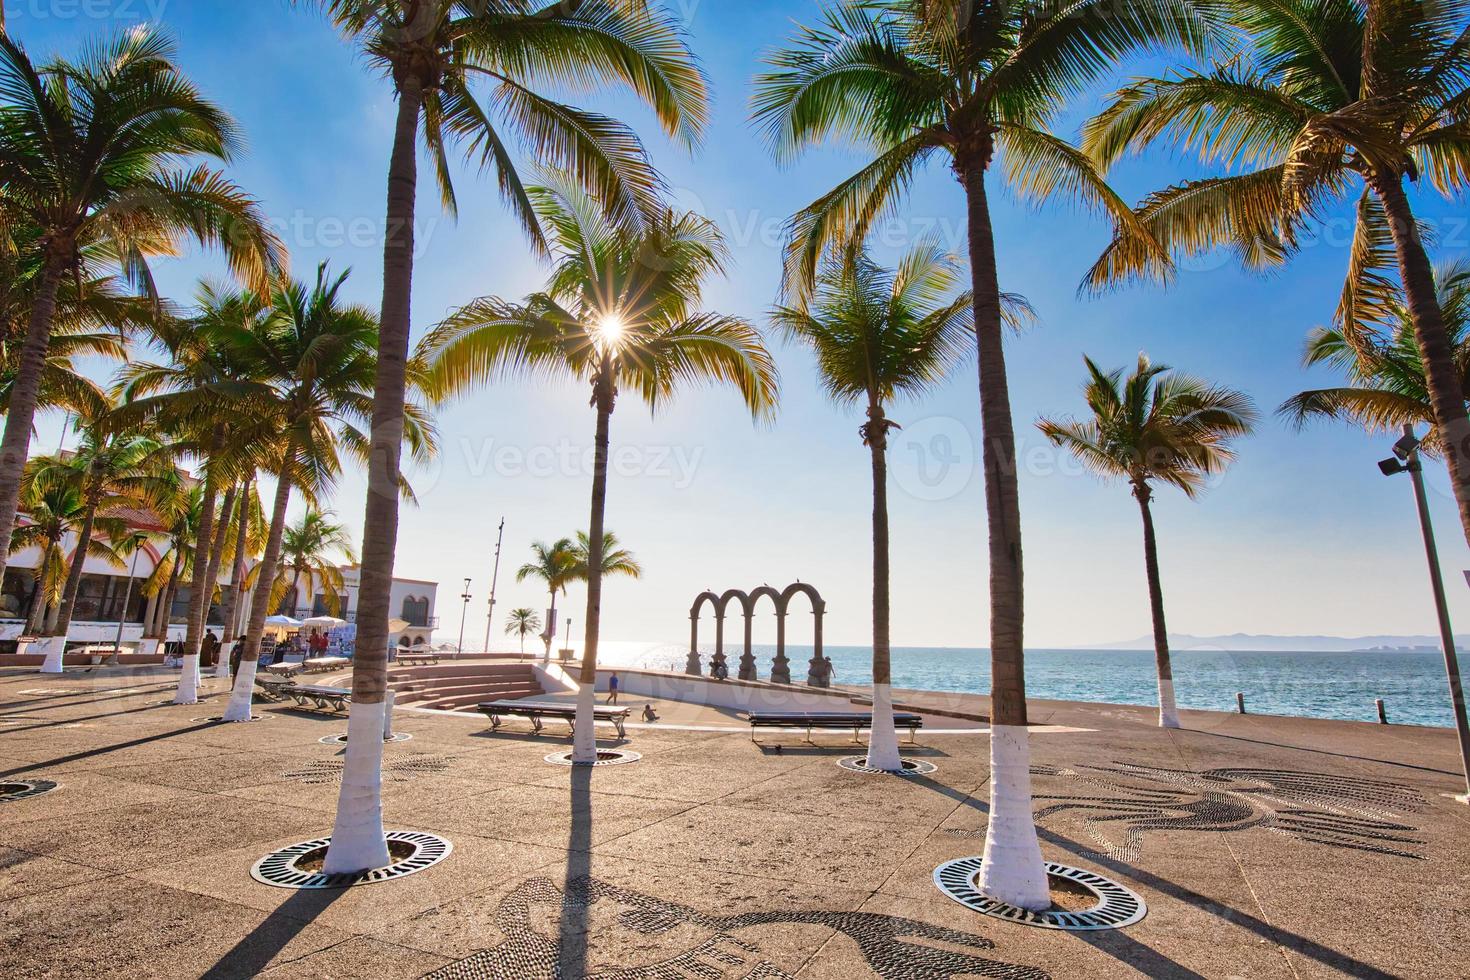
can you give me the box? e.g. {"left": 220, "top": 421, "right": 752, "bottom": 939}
{"left": 605, "top": 672, "right": 659, "bottom": 723}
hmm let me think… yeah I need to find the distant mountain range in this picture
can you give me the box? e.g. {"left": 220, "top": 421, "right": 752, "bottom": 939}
{"left": 1083, "top": 632, "right": 1468, "bottom": 653}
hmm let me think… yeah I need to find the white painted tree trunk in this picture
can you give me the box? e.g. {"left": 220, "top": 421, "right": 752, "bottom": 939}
{"left": 1157, "top": 676, "right": 1180, "bottom": 729}
{"left": 171, "top": 653, "right": 200, "bottom": 704}
{"left": 221, "top": 658, "right": 257, "bottom": 721}
{"left": 382, "top": 690, "right": 395, "bottom": 740}
{"left": 571, "top": 682, "right": 597, "bottom": 763}
{"left": 978, "top": 724, "right": 1049, "bottom": 911}
{"left": 214, "top": 642, "right": 233, "bottom": 678}
{"left": 865, "top": 683, "right": 903, "bottom": 771}
{"left": 323, "top": 700, "right": 392, "bottom": 874}
{"left": 36, "top": 636, "right": 65, "bottom": 674}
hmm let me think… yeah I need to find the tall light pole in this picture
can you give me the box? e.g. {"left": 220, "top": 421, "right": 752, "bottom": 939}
{"left": 1380, "top": 424, "right": 1470, "bottom": 801}
{"left": 108, "top": 533, "right": 147, "bottom": 666}
{"left": 457, "top": 578, "right": 472, "bottom": 655}
{"left": 482, "top": 517, "right": 505, "bottom": 655}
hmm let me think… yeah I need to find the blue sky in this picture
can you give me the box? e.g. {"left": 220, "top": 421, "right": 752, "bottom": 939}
{"left": 15, "top": 0, "right": 1470, "bottom": 648}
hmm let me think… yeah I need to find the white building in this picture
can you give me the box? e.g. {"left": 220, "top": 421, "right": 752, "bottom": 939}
{"left": 1, "top": 510, "right": 438, "bottom": 653}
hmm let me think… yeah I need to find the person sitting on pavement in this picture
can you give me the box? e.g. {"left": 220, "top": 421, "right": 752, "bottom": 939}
{"left": 641, "top": 703, "right": 658, "bottom": 723}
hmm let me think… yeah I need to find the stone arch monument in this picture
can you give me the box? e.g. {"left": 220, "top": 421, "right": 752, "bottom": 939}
{"left": 687, "top": 582, "right": 827, "bottom": 686}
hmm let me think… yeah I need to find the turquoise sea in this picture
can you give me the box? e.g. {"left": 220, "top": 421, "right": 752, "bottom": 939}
{"left": 593, "top": 642, "right": 1461, "bottom": 728}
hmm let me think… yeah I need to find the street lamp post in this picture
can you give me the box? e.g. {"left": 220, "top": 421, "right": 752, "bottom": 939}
{"left": 482, "top": 518, "right": 504, "bottom": 654}
{"left": 108, "top": 534, "right": 147, "bottom": 666}
{"left": 457, "top": 578, "right": 472, "bottom": 655}
{"left": 1380, "top": 424, "right": 1470, "bottom": 801}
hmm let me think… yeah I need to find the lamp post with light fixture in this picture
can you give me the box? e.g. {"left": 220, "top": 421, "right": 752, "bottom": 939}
{"left": 1380, "top": 424, "right": 1470, "bottom": 800}
{"left": 457, "top": 578, "right": 471, "bottom": 656}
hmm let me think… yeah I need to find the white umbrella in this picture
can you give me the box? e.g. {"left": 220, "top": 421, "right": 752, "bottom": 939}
{"left": 302, "top": 615, "right": 348, "bottom": 630}
{"left": 264, "top": 615, "right": 302, "bottom": 627}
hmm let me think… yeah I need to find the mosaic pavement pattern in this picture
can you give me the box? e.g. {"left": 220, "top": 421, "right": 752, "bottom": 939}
{"left": 282, "top": 755, "right": 453, "bottom": 785}
{"left": 423, "top": 876, "right": 1049, "bottom": 980}
{"left": 1024, "top": 762, "right": 1429, "bottom": 861}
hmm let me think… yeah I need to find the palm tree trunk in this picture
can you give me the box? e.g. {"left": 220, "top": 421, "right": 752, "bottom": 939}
{"left": 323, "top": 71, "right": 426, "bottom": 876}
{"left": 219, "top": 479, "right": 251, "bottom": 655}
{"left": 285, "top": 568, "right": 303, "bottom": 617}
{"left": 1375, "top": 174, "right": 1470, "bottom": 548}
{"left": 573, "top": 374, "right": 615, "bottom": 763}
{"left": 0, "top": 251, "right": 66, "bottom": 592}
{"left": 1134, "top": 482, "right": 1178, "bottom": 728}
{"left": 956, "top": 145, "right": 1047, "bottom": 912}
{"left": 25, "top": 541, "right": 56, "bottom": 635}
{"left": 50, "top": 499, "right": 97, "bottom": 639}
{"left": 545, "top": 587, "right": 558, "bottom": 661}
{"left": 203, "top": 485, "right": 236, "bottom": 675}
{"left": 174, "top": 442, "right": 222, "bottom": 705}
{"left": 221, "top": 468, "right": 293, "bottom": 722}
{"left": 865, "top": 402, "right": 902, "bottom": 771}
{"left": 155, "top": 554, "right": 181, "bottom": 641}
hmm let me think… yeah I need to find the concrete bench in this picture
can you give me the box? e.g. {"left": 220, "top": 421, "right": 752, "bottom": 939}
{"left": 302, "top": 656, "right": 350, "bottom": 674}
{"left": 477, "top": 700, "right": 630, "bottom": 739}
{"left": 263, "top": 662, "right": 302, "bottom": 679}
{"left": 746, "top": 710, "right": 924, "bottom": 742}
{"left": 286, "top": 684, "right": 351, "bottom": 712}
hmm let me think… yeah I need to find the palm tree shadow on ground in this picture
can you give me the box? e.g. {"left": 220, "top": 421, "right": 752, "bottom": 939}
{"left": 558, "top": 763, "right": 593, "bottom": 978}
{"left": 199, "top": 888, "right": 348, "bottom": 980}
{"left": 905, "top": 775, "right": 1397, "bottom": 980}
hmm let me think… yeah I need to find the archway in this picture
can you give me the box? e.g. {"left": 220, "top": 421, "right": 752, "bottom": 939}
{"left": 686, "top": 591, "right": 719, "bottom": 675}
{"left": 716, "top": 589, "right": 754, "bottom": 680}
{"left": 685, "top": 582, "right": 826, "bottom": 685}
{"left": 780, "top": 582, "right": 828, "bottom": 687}
{"left": 747, "top": 585, "right": 785, "bottom": 683}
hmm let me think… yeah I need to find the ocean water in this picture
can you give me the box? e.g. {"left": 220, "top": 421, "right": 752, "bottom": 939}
{"left": 591, "top": 641, "right": 1461, "bottom": 728}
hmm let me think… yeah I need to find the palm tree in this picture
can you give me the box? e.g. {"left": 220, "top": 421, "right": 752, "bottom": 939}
{"left": 299, "top": 0, "right": 709, "bottom": 875}
{"left": 504, "top": 608, "right": 542, "bottom": 656}
{"left": 205, "top": 264, "right": 433, "bottom": 726}
{"left": 515, "top": 538, "right": 579, "bottom": 662}
{"left": 272, "top": 510, "right": 357, "bottom": 617}
{"left": 420, "top": 179, "right": 779, "bottom": 762}
{"left": 0, "top": 28, "right": 284, "bottom": 597}
{"left": 752, "top": 0, "right": 1220, "bottom": 908}
{"left": 139, "top": 482, "right": 203, "bottom": 651}
{"left": 27, "top": 409, "right": 176, "bottom": 672}
{"left": 772, "top": 242, "right": 982, "bottom": 770}
{"left": 1084, "top": 0, "right": 1470, "bottom": 551}
{"left": 1281, "top": 260, "right": 1470, "bottom": 452}
{"left": 568, "top": 531, "right": 643, "bottom": 584}
{"left": 10, "top": 475, "right": 126, "bottom": 637}
{"left": 114, "top": 285, "right": 282, "bottom": 701}
{"left": 1039, "top": 356, "right": 1257, "bottom": 728}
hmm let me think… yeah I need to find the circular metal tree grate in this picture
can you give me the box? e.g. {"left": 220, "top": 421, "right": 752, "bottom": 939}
{"left": 933, "top": 857, "right": 1146, "bottom": 931}
{"left": 0, "top": 779, "right": 59, "bottom": 803}
{"left": 192, "top": 714, "right": 267, "bottom": 723}
{"left": 544, "top": 748, "right": 641, "bottom": 767}
{"left": 251, "top": 831, "right": 452, "bottom": 889}
{"left": 837, "top": 756, "right": 937, "bottom": 776}
{"left": 318, "top": 732, "right": 414, "bottom": 745}
{"left": 146, "top": 698, "right": 215, "bottom": 707}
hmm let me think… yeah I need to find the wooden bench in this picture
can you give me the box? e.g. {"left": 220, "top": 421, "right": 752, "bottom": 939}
{"left": 477, "top": 700, "right": 630, "bottom": 739}
{"left": 254, "top": 677, "right": 295, "bottom": 702}
{"left": 285, "top": 684, "right": 352, "bottom": 712}
{"left": 397, "top": 653, "right": 438, "bottom": 666}
{"left": 302, "top": 656, "right": 350, "bottom": 674}
{"left": 746, "top": 710, "right": 924, "bottom": 742}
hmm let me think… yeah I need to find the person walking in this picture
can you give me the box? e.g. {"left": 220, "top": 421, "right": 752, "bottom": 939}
{"left": 607, "top": 672, "right": 619, "bottom": 705}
